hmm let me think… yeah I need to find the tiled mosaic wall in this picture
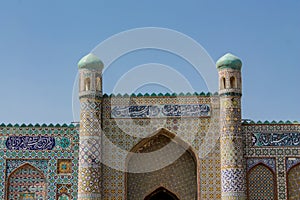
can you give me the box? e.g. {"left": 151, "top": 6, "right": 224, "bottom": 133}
{"left": 247, "top": 164, "right": 275, "bottom": 199}
{"left": 1, "top": 100, "right": 300, "bottom": 200}
{"left": 127, "top": 133, "right": 197, "bottom": 200}
{"left": 199, "top": 140, "right": 221, "bottom": 199}
{"left": 101, "top": 94, "right": 221, "bottom": 200}
{"left": 0, "top": 124, "right": 79, "bottom": 199}
{"left": 287, "top": 163, "right": 300, "bottom": 200}
{"left": 243, "top": 123, "right": 300, "bottom": 200}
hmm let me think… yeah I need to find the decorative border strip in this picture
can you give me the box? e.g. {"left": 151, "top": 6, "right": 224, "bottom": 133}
{"left": 247, "top": 158, "right": 276, "bottom": 172}
{"left": 111, "top": 104, "right": 211, "bottom": 118}
{"left": 252, "top": 132, "right": 300, "bottom": 147}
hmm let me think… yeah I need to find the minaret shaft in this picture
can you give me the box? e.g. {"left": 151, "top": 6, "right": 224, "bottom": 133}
{"left": 218, "top": 53, "right": 247, "bottom": 200}
{"left": 78, "top": 54, "right": 104, "bottom": 200}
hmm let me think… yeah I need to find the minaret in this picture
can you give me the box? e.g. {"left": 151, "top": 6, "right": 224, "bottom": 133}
{"left": 217, "top": 53, "right": 246, "bottom": 200}
{"left": 78, "top": 53, "right": 103, "bottom": 200}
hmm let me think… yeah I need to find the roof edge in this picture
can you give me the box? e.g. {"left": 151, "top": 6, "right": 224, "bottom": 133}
{"left": 242, "top": 120, "right": 299, "bottom": 125}
{"left": 102, "top": 92, "right": 219, "bottom": 98}
{"left": 0, "top": 123, "right": 79, "bottom": 128}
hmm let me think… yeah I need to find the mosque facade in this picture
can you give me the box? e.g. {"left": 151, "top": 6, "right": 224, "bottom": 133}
{"left": 0, "top": 53, "right": 299, "bottom": 200}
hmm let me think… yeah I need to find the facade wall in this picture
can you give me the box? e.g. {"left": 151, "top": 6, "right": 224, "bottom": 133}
{"left": 244, "top": 123, "right": 300, "bottom": 200}
{"left": 0, "top": 105, "right": 299, "bottom": 200}
{"left": 101, "top": 94, "right": 221, "bottom": 200}
{"left": 0, "top": 111, "right": 300, "bottom": 200}
{"left": 0, "top": 124, "right": 79, "bottom": 199}
{"left": 2, "top": 53, "right": 300, "bottom": 200}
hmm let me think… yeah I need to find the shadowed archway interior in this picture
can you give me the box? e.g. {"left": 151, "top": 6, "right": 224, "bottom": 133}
{"left": 144, "top": 187, "right": 179, "bottom": 200}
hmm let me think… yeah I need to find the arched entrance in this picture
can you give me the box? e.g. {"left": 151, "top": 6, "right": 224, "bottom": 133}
{"left": 126, "top": 129, "right": 198, "bottom": 200}
{"left": 144, "top": 187, "right": 179, "bottom": 200}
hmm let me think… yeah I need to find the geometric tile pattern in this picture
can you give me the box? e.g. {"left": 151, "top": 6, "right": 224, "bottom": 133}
{"left": 78, "top": 97, "right": 102, "bottom": 199}
{"left": 0, "top": 125, "right": 79, "bottom": 200}
{"left": 127, "top": 133, "right": 197, "bottom": 200}
{"left": 243, "top": 124, "right": 300, "bottom": 200}
{"left": 7, "top": 163, "right": 47, "bottom": 200}
{"left": 58, "top": 159, "right": 72, "bottom": 174}
{"left": 247, "top": 158, "right": 276, "bottom": 172}
{"left": 101, "top": 95, "right": 220, "bottom": 200}
{"left": 287, "top": 163, "right": 300, "bottom": 200}
{"left": 19, "top": 193, "right": 35, "bottom": 199}
{"left": 221, "top": 168, "right": 246, "bottom": 193}
{"left": 57, "top": 184, "right": 72, "bottom": 200}
{"left": 78, "top": 67, "right": 103, "bottom": 200}
{"left": 247, "top": 164, "right": 275, "bottom": 200}
{"left": 6, "top": 159, "right": 48, "bottom": 177}
{"left": 286, "top": 157, "right": 300, "bottom": 171}
{"left": 199, "top": 143, "right": 221, "bottom": 200}
{"left": 219, "top": 65, "right": 247, "bottom": 200}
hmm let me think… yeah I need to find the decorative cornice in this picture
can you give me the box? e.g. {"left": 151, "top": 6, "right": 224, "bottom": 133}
{"left": 0, "top": 123, "right": 79, "bottom": 128}
{"left": 102, "top": 92, "right": 219, "bottom": 98}
{"left": 242, "top": 120, "right": 299, "bottom": 125}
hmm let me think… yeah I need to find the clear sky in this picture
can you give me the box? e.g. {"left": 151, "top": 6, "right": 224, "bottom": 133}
{"left": 0, "top": 0, "right": 299, "bottom": 124}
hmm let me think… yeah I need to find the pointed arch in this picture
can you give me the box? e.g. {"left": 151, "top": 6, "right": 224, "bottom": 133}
{"left": 230, "top": 76, "right": 237, "bottom": 88}
{"left": 96, "top": 76, "right": 101, "bottom": 91}
{"left": 144, "top": 187, "right": 179, "bottom": 200}
{"left": 84, "top": 77, "right": 91, "bottom": 91}
{"left": 125, "top": 128, "right": 199, "bottom": 200}
{"left": 287, "top": 162, "right": 300, "bottom": 199}
{"left": 6, "top": 163, "right": 47, "bottom": 200}
{"left": 220, "top": 77, "right": 226, "bottom": 89}
{"left": 247, "top": 163, "right": 276, "bottom": 199}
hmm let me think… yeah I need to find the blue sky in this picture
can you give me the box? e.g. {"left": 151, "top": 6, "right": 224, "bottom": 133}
{"left": 0, "top": 0, "right": 299, "bottom": 124}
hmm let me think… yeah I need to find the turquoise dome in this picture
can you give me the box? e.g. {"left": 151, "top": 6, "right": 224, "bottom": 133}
{"left": 216, "top": 53, "right": 242, "bottom": 70}
{"left": 78, "top": 53, "right": 104, "bottom": 70}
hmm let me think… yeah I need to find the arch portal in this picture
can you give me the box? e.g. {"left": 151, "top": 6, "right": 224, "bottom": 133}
{"left": 126, "top": 129, "right": 197, "bottom": 200}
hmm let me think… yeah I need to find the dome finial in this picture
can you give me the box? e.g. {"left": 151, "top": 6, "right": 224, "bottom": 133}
{"left": 216, "top": 53, "right": 242, "bottom": 70}
{"left": 78, "top": 53, "right": 104, "bottom": 71}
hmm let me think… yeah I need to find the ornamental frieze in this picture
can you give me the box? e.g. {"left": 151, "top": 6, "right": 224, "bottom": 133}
{"left": 111, "top": 104, "right": 210, "bottom": 118}
{"left": 6, "top": 136, "right": 55, "bottom": 150}
{"left": 252, "top": 132, "right": 300, "bottom": 147}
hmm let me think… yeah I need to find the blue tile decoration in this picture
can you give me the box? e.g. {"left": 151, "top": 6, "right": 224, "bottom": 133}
{"left": 57, "top": 137, "right": 71, "bottom": 149}
{"left": 111, "top": 104, "right": 211, "bottom": 118}
{"left": 221, "top": 168, "right": 246, "bottom": 193}
{"left": 247, "top": 158, "right": 276, "bottom": 172}
{"left": 252, "top": 132, "right": 300, "bottom": 147}
{"left": 0, "top": 125, "right": 79, "bottom": 199}
{"left": 286, "top": 158, "right": 300, "bottom": 171}
{"left": 6, "top": 136, "right": 55, "bottom": 150}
